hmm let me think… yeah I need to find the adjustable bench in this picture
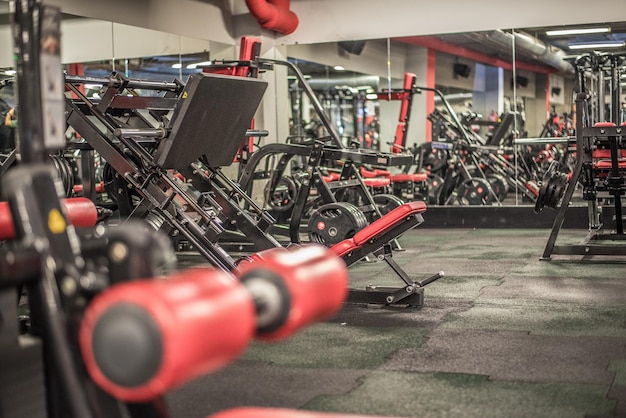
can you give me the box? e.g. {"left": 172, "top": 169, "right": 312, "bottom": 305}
{"left": 331, "top": 201, "right": 443, "bottom": 306}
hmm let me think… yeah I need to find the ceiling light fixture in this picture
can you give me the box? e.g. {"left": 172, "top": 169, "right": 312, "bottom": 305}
{"left": 569, "top": 41, "right": 625, "bottom": 50}
{"left": 187, "top": 61, "right": 212, "bottom": 69}
{"left": 546, "top": 27, "right": 611, "bottom": 36}
{"left": 333, "top": 65, "right": 345, "bottom": 71}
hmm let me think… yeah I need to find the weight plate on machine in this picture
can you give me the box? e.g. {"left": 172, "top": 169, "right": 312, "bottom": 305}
{"left": 307, "top": 202, "right": 368, "bottom": 246}
{"left": 487, "top": 173, "right": 508, "bottom": 201}
{"left": 421, "top": 143, "right": 448, "bottom": 172}
{"left": 50, "top": 154, "right": 74, "bottom": 197}
{"left": 102, "top": 162, "right": 119, "bottom": 202}
{"left": 264, "top": 176, "right": 298, "bottom": 212}
{"left": 426, "top": 174, "right": 444, "bottom": 205}
{"left": 369, "top": 193, "right": 404, "bottom": 222}
{"left": 456, "top": 177, "right": 493, "bottom": 206}
{"left": 534, "top": 161, "right": 568, "bottom": 214}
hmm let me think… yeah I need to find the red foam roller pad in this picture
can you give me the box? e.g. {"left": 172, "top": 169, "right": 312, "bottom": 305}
{"left": 0, "top": 197, "right": 97, "bottom": 240}
{"left": 210, "top": 407, "right": 399, "bottom": 418}
{"left": 236, "top": 245, "right": 348, "bottom": 341}
{"left": 80, "top": 268, "right": 256, "bottom": 402}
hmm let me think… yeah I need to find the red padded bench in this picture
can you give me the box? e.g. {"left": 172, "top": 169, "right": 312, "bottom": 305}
{"left": 363, "top": 177, "right": 391, "bottom": 189}
{"left": 359, "top": 167, "right": 391, "bottom": 178}
{"left": 331, "top": 200, "right": 426, "bottom": 266}
{"left": 389, "top": 173, "right": 428, "bottom": 183}
{"left": 322, "top": 172, "right": 341, "bottom": 183}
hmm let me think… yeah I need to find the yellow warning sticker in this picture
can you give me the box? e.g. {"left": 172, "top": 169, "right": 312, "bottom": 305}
{"left": 48, "top": 209, "right": 66, "bottom": 234}
{"left": 182, "top": 91, "right": 188, "bottom": 99}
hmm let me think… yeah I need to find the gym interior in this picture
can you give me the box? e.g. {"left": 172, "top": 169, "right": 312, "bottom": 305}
{"left": 1, "top": 1, "right": 626, "bottom": 417}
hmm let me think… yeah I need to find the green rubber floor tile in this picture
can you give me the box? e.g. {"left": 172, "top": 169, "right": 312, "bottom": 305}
{"left": 609, "top": 359, "right": 626, "bottom": 386}
{"left": 441, "top": 303, "right": 626, "bottom": 336}
{"left": 479, "top": 276, "right": 626, "bottom": 306}
{"left": 509, "top": 259, "right": 626, "bottom": 278}
{"left": 415, "top": 244, "right": 539, "bottom": 260}
{"left": 167, "top": 360, "right": 365, "bottom": 418}
{"left": 383, "top": 329, "right": 625, "bottom": 384}
{"left": 466, "top": 228, "right": 549, "bottom": 238}
{"left": 348, "top": 266, "right": 502, "bottom": 300}
{"left": 418, "top": 275, "right": 503, "bottom": 300}
{"left": 330, "top": 299, "right": 474, "bottom": 329}
{"left": 396, "top": 229, "right": 474, "bottom": 247}
{"left": 303, "top": 371, "right": 615, "bottom": 418}
{"left": 396, "top": 258, "right": 524, "bottom": 277}
{"left": 243, "top": 323, "right": 429, "bottom": 369}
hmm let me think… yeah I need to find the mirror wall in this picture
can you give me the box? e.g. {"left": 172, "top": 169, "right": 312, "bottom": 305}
{"left": 1, "top": 0, "right": 624, "bottom": 207}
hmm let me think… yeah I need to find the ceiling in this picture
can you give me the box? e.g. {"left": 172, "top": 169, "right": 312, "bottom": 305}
{"left": 405, "top": 21, "right": 626, "bottom": 74}
{"left": 292, "top": 22, "right": 626, "bottom": 83}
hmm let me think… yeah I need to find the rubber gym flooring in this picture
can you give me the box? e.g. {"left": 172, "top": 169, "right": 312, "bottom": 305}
{"left": 170, "top": 227, "right": 626, "bottom": 418}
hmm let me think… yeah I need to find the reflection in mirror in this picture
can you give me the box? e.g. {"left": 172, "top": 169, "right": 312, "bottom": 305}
{"left": 0, "top": 0, "right": 15, "bottom": 162}
{"left": 287, "top": 59, "right": 380, "bottom": 150}
{"left": 286, "top": 24, "right": 624, "bottom": 207}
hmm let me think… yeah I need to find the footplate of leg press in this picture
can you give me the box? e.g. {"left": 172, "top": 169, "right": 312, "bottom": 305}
{"left": 347, "top": 285, "right": 425, "bottom": 308}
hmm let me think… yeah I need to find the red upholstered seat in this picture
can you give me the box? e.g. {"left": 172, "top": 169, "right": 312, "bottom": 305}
{"left": 359, "top": 167, "right": 392, "bottom": 178}
{"left": 353, "top": 201, "right": 426, "bottom": 246}
{"left": 593, "top": 122, "right": 617, "bottom": 127}
{"left": 363, "top": 178, "right": 391, "bottom": 188}
{"left": 593, "top": 149, "right": 611, "bottom": 159}
{"left": 593, "top": 149, "right": 626, "bottom": 159}
{"left": 390, "top": 173, "right": 428, "bottom": 182}
{"left": 593, "top": 160, "right": 626, "bottom": 169}
{"left": 322, "top": 172, "right": 341, "bottom": 183}
{"left": 359, "top": 167, "right": 377, "bottom": 178}
{"left": 373, "top": 169, "right": 391, "bottom": 177}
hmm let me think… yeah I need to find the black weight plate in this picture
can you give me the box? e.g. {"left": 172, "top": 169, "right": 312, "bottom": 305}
{"left": 487, "top": 174, "right": 508, "bottom": 201}
{"left": 265, "top": 176, "right": 298, "bottom": 212}
{"left": 307, "top": 202, "right": 368, "bottom": 247}
{"left": 369, "top": 193, "right": 404, "bottom": 222}
{"left": 427, "top": 174, "right": 444, "bottom": 205}
{"left": 457, "top": 177, "right": 493, "bottom": 206}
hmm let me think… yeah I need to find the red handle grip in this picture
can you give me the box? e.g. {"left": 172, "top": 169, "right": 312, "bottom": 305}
{"left": 80, "top": 268, "right": 256, "bottom": 402}
{"left": 0, "top": 197, "right": 98, "bottom": 240}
